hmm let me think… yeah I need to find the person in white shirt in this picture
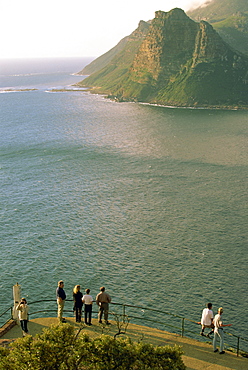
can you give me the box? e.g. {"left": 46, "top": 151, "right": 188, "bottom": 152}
{"left": 200, "top": 303, "right": 214, "bottom": 337}
{"left": 82, "top": 288, "right": 93, "bottom": 325}
{"left": 16, "top": 298, "right": 29, "bottom": 336}
{"left": 213, "top": 307, "right": 232, "bottom": 354}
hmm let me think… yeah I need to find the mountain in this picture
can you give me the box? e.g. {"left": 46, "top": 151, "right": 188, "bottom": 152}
{"left": 187, "top": 0, "right": 248, "bottom": 55}
{"left": 78, "top": 0, "right": 248, "bottom": 76}
{"left": 78, "top": 20, "right": 150, "bottom": 75}
{"left": 78, "top": 8, "right": 248, "bottom": 108}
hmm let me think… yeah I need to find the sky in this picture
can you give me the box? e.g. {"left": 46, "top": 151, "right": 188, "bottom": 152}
{"left": 0, "top": 0, "right": 209, "bottom": 59}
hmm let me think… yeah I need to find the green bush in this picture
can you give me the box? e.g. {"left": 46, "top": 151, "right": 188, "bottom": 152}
{"left": 0, "top": 324, "right": 186, "bottom": 370}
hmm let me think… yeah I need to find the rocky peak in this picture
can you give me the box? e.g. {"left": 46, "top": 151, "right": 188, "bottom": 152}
{"left": 155, "top": 8, "right": 188, "bottom": 20}
{"left": 129, "top": 20, "right": 150, "bottom": 40}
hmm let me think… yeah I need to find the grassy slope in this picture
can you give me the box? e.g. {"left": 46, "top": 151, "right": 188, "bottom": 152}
{"left": 77, "top": 37, "right": 148, "bottom": 94}
{"left": 77, "top": 36, "right": 130, "bottom": 75}
{"left": 213, "top": 13, "right": 248, "bottom": 55}
{"left": 78, "top": 21, "right": 150, "bottom": 95}
{"left": 78, "top": 20, "right": 150, "bottom": 77}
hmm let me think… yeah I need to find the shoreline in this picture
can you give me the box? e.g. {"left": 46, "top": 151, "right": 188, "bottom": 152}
{"left": 74, "top": 82, "right": 248, "bottom": 111}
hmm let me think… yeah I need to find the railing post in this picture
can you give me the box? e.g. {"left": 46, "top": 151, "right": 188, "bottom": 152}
{"left": 237, "top": 336, "right": 240, "bottom": 357}
{"left": 181, "top": 318, "right": 185, "bottom": 337}
{"left": 123, "top": 304, "right": 126, "bottom": 317}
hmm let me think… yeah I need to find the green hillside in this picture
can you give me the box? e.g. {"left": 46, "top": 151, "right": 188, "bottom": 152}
{"left": 211, "top": 13, "right": 248, "bottom": 55}
{"left": 187, "top": 0, "right": 247, "bottom": 22}
{"left": 187, "top": 0, "right": 248, "bottom": 55}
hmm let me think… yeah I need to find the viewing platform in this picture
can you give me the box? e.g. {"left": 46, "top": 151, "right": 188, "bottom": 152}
{"left": 1, "top": 316, "right": 248, "bottom": 370}
{"left": 1, "top": 284, "right": 247, "bottom": 369}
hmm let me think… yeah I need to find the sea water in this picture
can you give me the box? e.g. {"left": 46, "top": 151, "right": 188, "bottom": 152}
{"left": 0, "top": 58, "right": 247, "bottom": 345}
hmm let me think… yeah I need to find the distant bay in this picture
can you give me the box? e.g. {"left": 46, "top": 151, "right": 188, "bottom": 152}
{"left": 0, "top": 58, "right": 247, "bottom": 348}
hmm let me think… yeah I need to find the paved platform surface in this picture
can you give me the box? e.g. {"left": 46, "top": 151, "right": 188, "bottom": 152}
{"left": 1, "top": 317, "right": 247, "bottom": 370}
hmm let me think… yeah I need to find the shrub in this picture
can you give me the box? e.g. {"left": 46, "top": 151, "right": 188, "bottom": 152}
{"left": 0, "top": 324, "right": 186, "bottom": 370}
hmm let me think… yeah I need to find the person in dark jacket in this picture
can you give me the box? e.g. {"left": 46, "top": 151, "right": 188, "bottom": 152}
{"left": 56, "top": 280, "right": 66, "bottom": 323}
{"left": 73, "top": 284, "right": 83, "bottom": 323}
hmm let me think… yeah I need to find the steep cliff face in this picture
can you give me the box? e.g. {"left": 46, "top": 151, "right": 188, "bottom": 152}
{"left": 80, "top": 8, "right": 248, "bottom": 108}
{"left": 193, "top": 21, "right": 229, "bottom": 62}
{"left": 130, "top": 9, "right": 198, "bottom": 85}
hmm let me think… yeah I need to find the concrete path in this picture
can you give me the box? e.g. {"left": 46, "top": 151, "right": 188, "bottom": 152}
{"left": 1, "top": 317, "right": 247, "bottom": 370}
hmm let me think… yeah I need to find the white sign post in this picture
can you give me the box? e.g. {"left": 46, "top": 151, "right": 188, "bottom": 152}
{"left": 12, "top": 283, "right": 21, "bottom": 320}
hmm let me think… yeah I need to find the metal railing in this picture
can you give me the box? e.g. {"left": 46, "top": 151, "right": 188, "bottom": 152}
{"left": 1, "top": 299, "right": 247, "bottom": 358}
{"left": 0, "top": 306, "right": 13, "bottom": 327}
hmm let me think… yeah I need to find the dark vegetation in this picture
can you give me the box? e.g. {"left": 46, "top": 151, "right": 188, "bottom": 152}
{"left": 0, "top": 324, "right": 186, "bottom": 370}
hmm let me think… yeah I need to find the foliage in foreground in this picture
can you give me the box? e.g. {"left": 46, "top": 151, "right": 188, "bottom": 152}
{"left": 0, "top": 323, "right": 186, "bottom": 370}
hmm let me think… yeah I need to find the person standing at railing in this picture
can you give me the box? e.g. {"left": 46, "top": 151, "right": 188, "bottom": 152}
{"left": 200, "top": 302, "right": 214, "bottom": 338}
{"left": 73, "top": 285, "right": 83, "bottom": 323}
{"left": 96, "top": 286, "right": 111, "bottom": 325}
{"left": 16, "top": 298, "right": 29, "bottom": 336}
{"left": 213, "top": 307, "right": 232, "bottom": 354}
{"left": 56, "top": 280, "right": 66, "bottom": 323}
{"left": 82, "top": 288, "right": 93, "bottom": 325}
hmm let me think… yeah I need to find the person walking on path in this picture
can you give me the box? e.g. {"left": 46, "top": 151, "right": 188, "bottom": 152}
{"left": 16, "top": 298, "right": 29, "bottom": 336}
{"left": 96, "top": 286, "right": 111, "bottom": 324}
{"left": 200, "top": 302, "right": 214, "bottom": 337}
{"left": 213, "top": 307, "right": 232, "bottom": 354}
{"left": 73, "top": 285, "right": 83, "bottom": 323}
{"left": 56, "top": 280, "right": 66, "bottom": 323}
{"left": 82, "top": 288, "right": 93, "bottom": 325}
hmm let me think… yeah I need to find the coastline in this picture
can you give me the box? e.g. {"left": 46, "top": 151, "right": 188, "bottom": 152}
{"left": 74, "top": 81, "right": 248, "bottom": 110}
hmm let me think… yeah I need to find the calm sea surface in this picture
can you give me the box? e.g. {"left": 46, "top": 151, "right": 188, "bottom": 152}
{"left": 0, "top": 58, "right": 247, "bottom": 344}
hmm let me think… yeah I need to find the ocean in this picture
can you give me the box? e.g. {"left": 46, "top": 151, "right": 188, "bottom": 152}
{"left": 0, "top": 58, "right": 247, "bottom": 348}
